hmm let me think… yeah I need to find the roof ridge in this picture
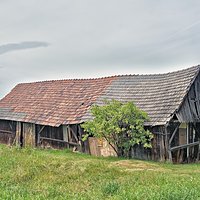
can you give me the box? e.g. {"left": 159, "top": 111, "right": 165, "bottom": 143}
{"left": 16, "top": 65, "right": 200, "bottom": 85}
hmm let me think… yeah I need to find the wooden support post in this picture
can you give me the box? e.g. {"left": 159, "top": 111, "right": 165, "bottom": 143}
{"left": 197, "top": 139, "right": 200, "bottom": 162}
{"left": 15, "top": 122, "right": 21, "bottom": 146}
{"left": 78, "top": 125, "right": 83, "bottom": 152}
{"left": 164, "top": 126, "right": 169, "bottom": 160}
{"left": 186, "top": 124, "right": 189, "bottom": 162}
{"left": 63, "top": 125, "right": 69, "bottom": 148}
{"left": 160, "top": 133, "right": 165, "bottom": 162}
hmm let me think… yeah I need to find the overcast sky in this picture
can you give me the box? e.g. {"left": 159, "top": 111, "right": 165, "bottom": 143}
{"left": 1, "top": 0, "right": 200, "bottom": 97}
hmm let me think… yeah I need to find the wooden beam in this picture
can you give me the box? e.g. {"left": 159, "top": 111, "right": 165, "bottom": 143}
{"left": 9, "top": 122, "right": 13, "bottom": 131}
{"left": 170, "top": 141, "right": 199, "bottom": 151}
{"left": 68, "top": 125, "right": 72, "bottom": 142}
{"left": 164, "top": 126, "right": 169, "bottom": 160}
{"left": 36, "top": 125, "right": 45, "bottom": 146}
{"left": 197, "top": 140, "right": 200, "bottom": 162}
{"left": 40, "top": 136, "right": 80, "bottom": 146}
{"left": 169, "top": 124, "right": 180, "bottom": 145}
{"left": 186, "top": 123, "right": 189, "bottom": 161}
{"left": 63, "top": 125, "right": 69, "bottom": 148}
{"left": 38, "top": 126, "right": 45, "bottom": 135}
{"left": 0, "top": 129, "right": 14, "bottom": 134}
{"left": 168, "top": 123, "right": 180, "bottom": 162}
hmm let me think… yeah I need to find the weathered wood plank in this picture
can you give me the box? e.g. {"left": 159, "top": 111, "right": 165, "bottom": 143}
{"left": 63, "top": 125, "right": 69, "bottom": 148}
{"left": 170, "top": 141, "right": 199, "bottom": 151}
{"left": 40, "top": 136, "right": 80, "bottom": 146}
{"left": 23, "top": 123, "right": 36, "bottom": 147}
{"left": 0, "top": 130, "right": 14, "bottom": 134}
{"left": 15, "top": 122, "right": 21, "bottom": 146}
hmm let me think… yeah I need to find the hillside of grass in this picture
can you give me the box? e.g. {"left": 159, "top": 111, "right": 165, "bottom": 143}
{"left": 0, "top": 144, "right": 200, "bottom": 200}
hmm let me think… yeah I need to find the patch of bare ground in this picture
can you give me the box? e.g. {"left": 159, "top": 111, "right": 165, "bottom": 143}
{"left": 110, "top": 160, "right": 170, "bottom": 172}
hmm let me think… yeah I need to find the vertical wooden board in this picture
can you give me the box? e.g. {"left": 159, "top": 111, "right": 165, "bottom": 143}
{"left": 179, "top": 128, "right": 187, "bottom": 145}
{"left": 68, "top": 125, "right": 72, "bottom": 142}
{"left": 15, "top": 122, "right": 21, "bottom": 146}
{"left": 63, "top": 125, "right": 69, "bottom": 142}
{"left": 63, "top": 125, "right": 69, "bottom": 148}
{"left": 164, "top": 127, "right": 169, "bottom": 160}
{"left": 23, "top": 123, "right": 35, "bottom": 147}
{"left": 151, "top": 134, "right": 157, "bottom": 160}
{"left": 159, "top": 129, "right": 165, "bottom": 162}
{"left": 88, "top": 137, "right": 101, "bottom": 156}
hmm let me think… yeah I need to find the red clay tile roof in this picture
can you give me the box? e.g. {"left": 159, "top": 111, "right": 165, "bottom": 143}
{"left": 0, "top": 66, "right": 199, "bottom": 126}
{"left": 0, "top": 77, "right": 116, "bottom": 126}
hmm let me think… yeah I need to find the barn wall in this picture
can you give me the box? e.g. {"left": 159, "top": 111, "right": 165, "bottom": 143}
{"left": 37, "top": 125, "right": 64, "bottom": 148}
{"left": 37, "top": 124, "right": 90, "bottom": 153}
{"left": 168, "top": 122, "right": 200, "bottom": 163}
{"left": 38, "top": 125, "right": 63, "bottom": 140}
{"left": 86, "top": 125, "right": 168, "bottom": 161}
{"left": 129, "top": 125, "right": 168, "bottom": 161}
{"left": 177, "top": 72, "right": 200, "bottom": 122}
{"left": 15, "top": 122, "right": 36, "bottom": 147}
{"left": 130, "top": 122, "right": 200, "bottom": 163}
{"left": 0, "top": 120, "right": 16, "bottom": 145}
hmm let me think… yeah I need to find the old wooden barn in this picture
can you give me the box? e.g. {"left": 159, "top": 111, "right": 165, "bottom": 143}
{"left": 0, "top": 66, "right": 200, "bottom": 163}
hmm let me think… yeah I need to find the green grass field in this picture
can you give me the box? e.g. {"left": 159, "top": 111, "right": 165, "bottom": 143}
{"left": 0, "top": 144, "right": 200, "bottom": 200}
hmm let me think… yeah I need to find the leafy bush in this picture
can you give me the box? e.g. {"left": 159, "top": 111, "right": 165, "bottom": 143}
{"left": 82, "top": 99, "right": 153, "bottom": 156}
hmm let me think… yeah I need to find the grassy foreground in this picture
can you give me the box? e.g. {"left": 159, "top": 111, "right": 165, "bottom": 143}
{"left": 0, "top": 145, "right": 200, "bottom": 200}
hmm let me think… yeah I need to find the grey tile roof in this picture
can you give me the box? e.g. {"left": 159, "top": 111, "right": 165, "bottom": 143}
{"left": 83, "top": 66, "right": 200, "bottom": 126}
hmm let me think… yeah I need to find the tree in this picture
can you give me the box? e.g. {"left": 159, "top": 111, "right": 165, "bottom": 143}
{"left": 81, "top": 99, "right": 153, "bottom": 157}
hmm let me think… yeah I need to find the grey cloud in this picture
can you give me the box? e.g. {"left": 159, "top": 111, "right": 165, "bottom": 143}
{"left": 0, "top": 41, "right": 49, "bottom": 55}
